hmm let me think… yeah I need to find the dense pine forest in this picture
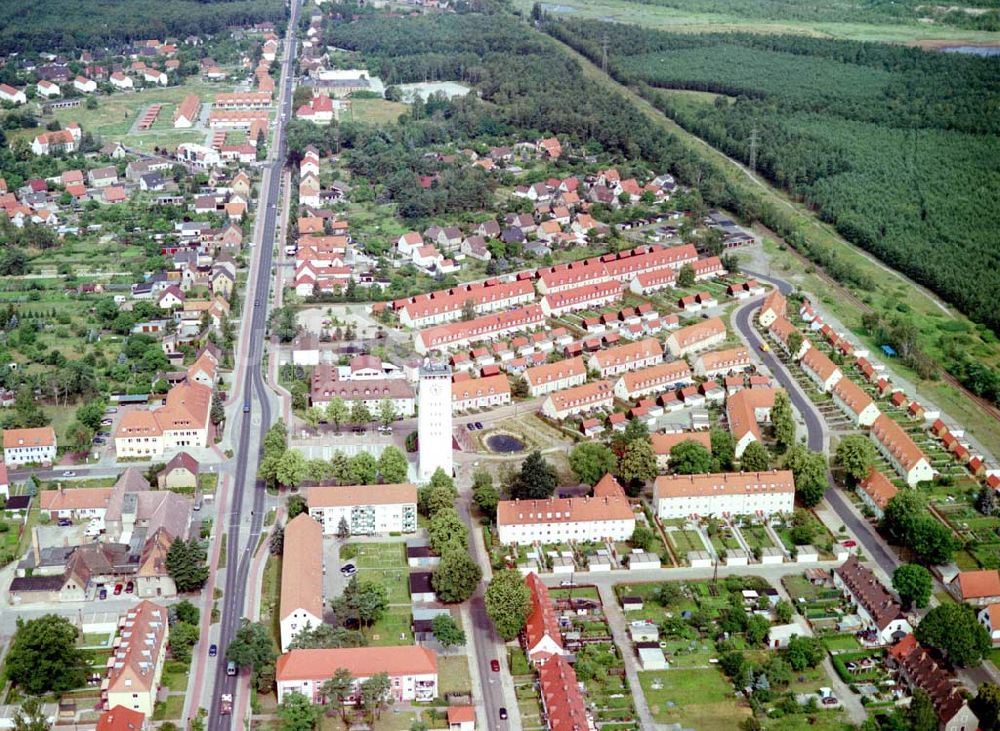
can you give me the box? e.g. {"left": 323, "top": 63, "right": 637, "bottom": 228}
{"left": 0, "top": 0, "right": 286, "bottom": 53}
{"left": 546, "top": 19, "right": 1000, "bottom": 337}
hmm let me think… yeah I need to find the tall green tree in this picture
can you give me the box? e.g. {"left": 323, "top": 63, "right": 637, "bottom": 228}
{"left": 377, "top": 446, "right": 409, "bottom": 483}
{"left": 348, "top": 451, "right": 378, "bottom": 485}
{"left": 377, "top": 399, "right": 397, "bottom": 427}
{"left": 569, "top": 442, "right": 617, "bottom": 485}
{"left": 907, "top": 689, "right": 939, "bottom": 731}
{"left": 619, "top": 438, "right": 657, "bottom": 487}
{"left": 165, "top": 537, "right": 209, "bottom": 592}
{"left": 771, "top": 391, "right": 795, "bottom": 450}
{"left": 710, "top": 427, "right": 735, "bottom": 470}
{"left": 325, "top": 398, "right": 349, "bottom": 433}
{"left": 5, "top": 615, "right": 89, "bottom": 694}
{"left": 428, "top": 508, "right": 468, "bottom": 554}
{"left": 740, "top": 441, "right": 770, "bottom": 471}
{"left": 670, "top": 440, "right": 713, "bottom": 475}
{"left": 432, "top": 550, "right": 482, "bottom": 603}
{"left": 783, "top": 445, "right": 827, "bottom": 507}
{"left": 276, "top": 449, "right": 309, "bottom": 488}
{"left": 360, "top": 672, "right": 392, "bottom": 723}
{"left": 485, "top": 569, "right": 532, "bottom": 640}
{"left": 277, "top": 691, "right": 322, "bottom": 731}
{"left": 431, "top": 613, "right": 466, "bottom": 648}
{"left": 509, "top": 450, "right": 558, "bottom": 500}
{"left": 916, "top": 603, "right": 991, "bottom": 667}
{"left": 350, "top": 401, "right": 372, "bottom": 425}
{"left": 12, "top": 696, "right": 49, "bottom": 731}
{"left": 835, "top": 435, "right": 877, "bottom": 484}
{"left": 971, "top": 683, "right": 1000, "bottom": 731}
{"left": 330, "top": 577, "right": 389, "bottom": 629}
{"left": 892, "top": 564, "right": 932, "bottom": 609}
{"left": 320, "top": 668, "right": 354, "bottom": 724}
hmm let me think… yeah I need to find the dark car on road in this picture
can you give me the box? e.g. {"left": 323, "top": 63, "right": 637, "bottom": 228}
{"left": 499, "top": 708, "right": 508, "bottom": 720}
{"left": 209, "top": 644, "right": 218, "bottom": 657}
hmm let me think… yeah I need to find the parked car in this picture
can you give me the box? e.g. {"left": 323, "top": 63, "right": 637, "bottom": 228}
{"left": 98, "top": 588, "right": 107, "bottom": 600}
{"left": 209, "top": 644, "right": 218, "bottom": 657}
{"left": 62, "top": 471, "right": 76, "bottom": 477}
{"left": 475, "top": 422, "right": 484, "bottom": 430}
{"left": 58, "top": 518, "right": 72, "bottom": 527}
{"left": 491, "top": 659, "right": 500, "bottom": 673}
{"left": 125, "top": 581, "right": 134, "bottom": 594}
{"left": 340, "top": 563, "right": 356, "bottom": 576}
{"left": 499, "top": 708, "right": 508, "bottom": 720}
{"left": 113, "top": 583, "right": 123, "bottom": 596}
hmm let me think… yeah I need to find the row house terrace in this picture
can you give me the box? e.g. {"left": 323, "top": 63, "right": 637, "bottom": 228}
{"left": 541, "top": 380, "right": 614, "bottom": 420}
{"left": 535, "top": 259, "right": 611, "bottom": 295}
{"left": 587, "top": 337, "right": 664, "bottom": 378}
{"left": 395, "top": 278, "right": 535, "bottom": 328}
{"left": 613, "top": 360, "right": 693, "bottom": 400}
{"left": 414, "top": 304, "right": 545, "bottom": 355}
{"left": 523, "top": 356, "right": 587, "bottom": 398}
{"left": 693, "top": 346, "right": 752, "bottom": 379}
{"left": 539, "top": 279, "right": 623, "bottom": 317}
{"left": 869, "top": 414, "right": 934, "bottom": 487}
{"left": 451, "top": 373, "right": 511, "bottom": 412}
{"left": 665, "top": 317, "right": 726, "bottom": 358}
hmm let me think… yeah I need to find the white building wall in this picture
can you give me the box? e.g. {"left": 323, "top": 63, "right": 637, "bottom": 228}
{"left": 280, "top": 609, "right": 322, "bottom": 652}
{"left": 497, "top": 516, "right": 635, "bottom": 545}
{"left": 4, "top": 444, "right": 57, "bottom": 466}
{"left": 655, "top": 491, "right": 793, "bottom": 520}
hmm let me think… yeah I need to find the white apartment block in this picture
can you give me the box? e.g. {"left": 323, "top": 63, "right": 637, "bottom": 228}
{"left": 654, "top": 470, "right": 795, "bottom": 520}
{"left": 307, "top": 484, "right": 418, "bottom": 535}
{"left": 3, "top": 427, "right": 57, "bottom": 466}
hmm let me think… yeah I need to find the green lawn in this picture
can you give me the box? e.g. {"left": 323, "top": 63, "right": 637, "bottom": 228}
{"left": 639, "top": 669, "right": 750, "bottom": 728}
{"left": 153, "top": 694, "right": 185, "bottom": 721}
{"left": 366, "top": 606, "right": 412, "bottom": 646}
{"left": 344, "top": 542, "right": 410, "bottom": 604}
{"left": 822, "top": 634, "right": 861, "bottom": 652}
{"left": 349, "top": 98, "right": 410, "bottom": 125}
{"left": 438, "top": 655, "right": 472, "bottom": 696}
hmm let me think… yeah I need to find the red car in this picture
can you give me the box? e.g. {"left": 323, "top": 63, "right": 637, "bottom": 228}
{"left": 113, "top": 583, "right": 123, "bottom": 596}
{"left": 490, "top": 659, "right": 500, "bottom": 672}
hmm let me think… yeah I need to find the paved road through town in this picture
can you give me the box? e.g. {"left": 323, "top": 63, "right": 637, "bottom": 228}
{"left": 206, "top": 2, "right": 299, "bottom": 727}
{"left": 735, "top": 270, "right": 900, "bottom": 579}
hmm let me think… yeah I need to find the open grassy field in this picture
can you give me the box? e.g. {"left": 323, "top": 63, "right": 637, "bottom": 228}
{"left": 349, "top": 98, "right": 410, "bottom": 125}
{"left": 639, "top": 668, "right": 750, "bottom": 727}
{"left": 519, "top": 0, "right": 1000, "bottom": 43}
{"left": 366, "top": 606, "right": 412, "bottom": 646}
{"left": 438, "top": 655, "right": 472, "bottom": 696}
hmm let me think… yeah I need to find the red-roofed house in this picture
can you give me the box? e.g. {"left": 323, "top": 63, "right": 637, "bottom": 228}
{"left": 523, "top": 573, "right": 565, "bottom": 665}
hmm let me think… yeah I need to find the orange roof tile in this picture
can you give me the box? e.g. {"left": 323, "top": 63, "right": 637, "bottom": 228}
{"left": 654, "top": 470, "right": 794, "bottom": 500}
{"left": 280, "top": 514, "right": 324, "bottom": 621}
{"left": 276, "top": 646, "right": 437, "bottom": 681}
